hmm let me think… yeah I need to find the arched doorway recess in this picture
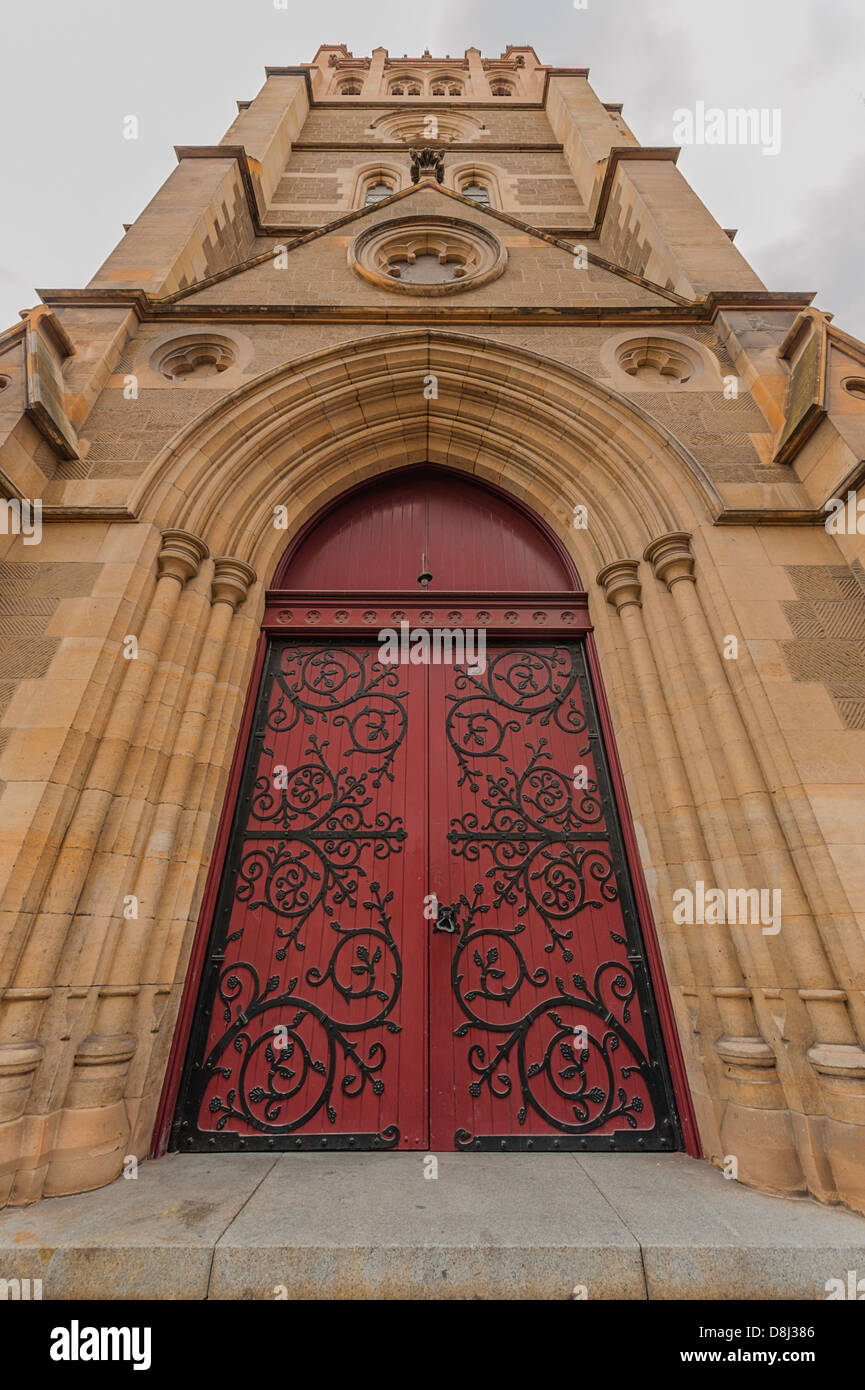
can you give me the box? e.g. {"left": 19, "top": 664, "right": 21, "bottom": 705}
{"left": 166, "top": 466, "right": 696, "bottom": 1153}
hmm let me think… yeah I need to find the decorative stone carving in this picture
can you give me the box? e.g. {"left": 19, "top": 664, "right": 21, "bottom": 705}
{"left": 596, "top": 559, "right": 642, "bottom": 612}
{"left": 152, "top": 335, "right": 236, "bottom": 381}
{"left": 349, "top": 217, "right": 506, "bottom": 296}
{"left": 615, "top": 336, "right": 702, "bottom": 385}
{"left": 410, "top": 146, "right": 445, "bottom": 184}
{"left": 210, "top": 556, "right": 257, "bottom": 610}
{"left": 644, "top": 532, "right": 696, "bottom": 589}
{"left": 157, "top": 530, "right": 209, "bottom": 586}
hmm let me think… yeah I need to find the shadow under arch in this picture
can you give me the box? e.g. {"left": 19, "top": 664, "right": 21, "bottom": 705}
{"left": 131, "top": 329, "right": 724, "bottom": 583}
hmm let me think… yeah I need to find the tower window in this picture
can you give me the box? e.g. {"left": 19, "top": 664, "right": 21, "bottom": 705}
{"left": 491, "top": 83, "right": 514, "bottom": 97}
{"left": 340, "top": 84, "right": 361, "bottom": 96}
{"left": 461, "top": 181, "right": 490, "bottom": 206}
{"left": 365, "top": 181, "right": 394, "bottom": 205}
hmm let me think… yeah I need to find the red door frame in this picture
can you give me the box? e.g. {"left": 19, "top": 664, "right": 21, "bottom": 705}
{"left": 153, "top": 589, "right": 700, "bottom": 1157}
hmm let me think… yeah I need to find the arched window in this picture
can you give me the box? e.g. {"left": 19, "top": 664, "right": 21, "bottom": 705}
{"left": 339, "top": 84, "right": 361, "bottom": 96}
{"left": 364, "top": 180, "right": 394, "bottom": 205}
{"left": 490, "top": 82, "right": 514, "bottom": 97}
{"left": 461, "top": 180, "right": 490, "bottom": 206}
{"left": 431, "top": 77, "right": 463, "bottom": 97}
{"left": 407, "top": 85, "right": 421, "bottom": 96}
{"left": 390, "top": 85, "right": 405, "bottom": 96}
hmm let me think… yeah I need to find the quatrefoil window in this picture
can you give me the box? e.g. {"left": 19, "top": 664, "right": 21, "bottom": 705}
{"left": 349, "top": 217, "right": 506, "bottom": 296}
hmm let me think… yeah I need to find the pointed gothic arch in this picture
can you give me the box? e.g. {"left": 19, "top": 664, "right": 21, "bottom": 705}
{"left": 131, "top": 329, "right": 724, "bottom": 584}
{"left": 156, "top": 460, "right": 698, "bottom": 1156}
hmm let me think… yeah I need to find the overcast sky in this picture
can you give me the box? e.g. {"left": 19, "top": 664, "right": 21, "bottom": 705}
{"left": 1, "top": 0, "right": 863, "bottom": 336}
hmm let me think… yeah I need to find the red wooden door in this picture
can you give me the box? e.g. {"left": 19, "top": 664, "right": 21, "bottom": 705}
{"left": 429, "top": 645, "right": 676, "bottom": 1150}
{"left": 169, "top": 470, "right": 687, "bottom": 1155}
{"left": 180, "top": 641, "right": 428, "bottom": 1150}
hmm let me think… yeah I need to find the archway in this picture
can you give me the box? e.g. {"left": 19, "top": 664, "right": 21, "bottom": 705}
{"left": 163, "top": 465, "right": 695, "bottom": 1153}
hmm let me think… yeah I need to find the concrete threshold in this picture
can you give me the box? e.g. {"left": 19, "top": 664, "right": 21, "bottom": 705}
{"left": 0, "top": 1152, "right": 863, "bottom": 1300}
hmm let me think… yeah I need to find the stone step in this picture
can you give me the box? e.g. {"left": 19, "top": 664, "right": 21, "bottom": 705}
{"left": 0, "top": 1152, "right": 863, "bottom": 1300}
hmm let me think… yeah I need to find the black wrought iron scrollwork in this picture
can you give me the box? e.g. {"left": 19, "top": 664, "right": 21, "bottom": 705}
{"left": 447, "top": 651, "right": 609, "bottom": 961}
{"left": 445, "top": 648, "right": 589, "bottom": 793}
{"left": 268, "top": 646, "right": 407, "bottom": 787}
{"left": 182, "top": 644, "right": 410, "bottom": 1146}
{"left": 444, "top": 648, "right": 667, "bottom": 1142}
{"left": 202, "top": 881, "right": 402, "bottom": 1137}
{"left": 447, "top": 881, "right": 652, "bottom": 1138}
{"left": 233, "top": 648, "right": 409, "bottom": 961}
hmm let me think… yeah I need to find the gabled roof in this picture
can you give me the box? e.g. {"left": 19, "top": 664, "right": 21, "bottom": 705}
{"left": 156, "top": 177, "right": 693, "bottom": 310}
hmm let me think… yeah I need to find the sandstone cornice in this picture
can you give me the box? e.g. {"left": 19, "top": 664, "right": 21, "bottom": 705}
{"left": 596, "top": 559, "right": 642, "bottom": 612}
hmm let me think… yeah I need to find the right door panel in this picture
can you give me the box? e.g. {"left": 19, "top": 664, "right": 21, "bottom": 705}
{"left": 428, "top": 644, "right": 680, "bottom": 1151}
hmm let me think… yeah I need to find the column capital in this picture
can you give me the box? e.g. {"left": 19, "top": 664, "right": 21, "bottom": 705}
{"left": 596, "top": 559, "right": 642, "bottom": 613}
{"left": 210, "top": 556, "right": 257, "bottom": 610}
{"left": 157, "top": 529, "right": 209, "bottom": 586}
{"left": 643, "top": 531, "right": 695, "bottom": 589}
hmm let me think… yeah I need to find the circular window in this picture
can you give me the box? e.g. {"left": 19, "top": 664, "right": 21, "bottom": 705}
{"left": 349, "top": 217, "right": 506, "bottom": 296}
{"left": 842, "top": 377, "right": 865, "bottom": 401}
{"left": 151, "top": 334, "right": 237, "bottom": 381}
{"left": 0, "top": 375, "right": 10, "bottom": 391}
{"left": 615, "top": 336, "right": 702, "bottom": 386}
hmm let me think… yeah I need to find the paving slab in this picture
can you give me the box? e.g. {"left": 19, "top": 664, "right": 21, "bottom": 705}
{"left": 1, "top": 1150, "right": 864, "bottom": 1299}
{"left": 574, "top": 1153, "right": 865, "bottom": 1300}
{"left": 209, "top": 1152, "right": 642, "bottom": 1300}
{"left": 0, "top": 1154, "right": 277, "bottom": 1299}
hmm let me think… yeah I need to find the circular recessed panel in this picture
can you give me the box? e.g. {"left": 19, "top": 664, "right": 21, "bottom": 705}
{"left": 614, "top": 335, "right": 703, "bottom": 386}
{"left": 349, "top": 217, "right": 506, "bottom": 296}
{"left": 842, "top": 376, "right": 865, "bottom": 401}
{"left": 151, "top": 334, "right": 237, "bottom": 382}
{"left": 371, "top": 111, "right": 485, "bottom": 144}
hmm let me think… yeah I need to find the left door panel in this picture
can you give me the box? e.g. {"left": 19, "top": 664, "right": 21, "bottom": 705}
{"left": 175, "top": 642, "right": 428, "bottom": 1151}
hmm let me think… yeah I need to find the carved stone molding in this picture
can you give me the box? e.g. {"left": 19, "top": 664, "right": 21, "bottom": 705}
{"left": 644, "top": 531, "right": 696, "bottom": 590}
{"left": 807, "top": 1042, "right": 865, "bottom": 1081}
{"left": 157, "top": 530, "right": 210, "bottom": 586}
{"left": 596, "top": 558, "right": 642, "bottom": 612}
{"left": 714, "top": 1035, "right": 778, "bottom": 1068}
{"left": 409, "top": 146, "right": 445, "bottom": 183}
{"left": 210, "top": 556, "right": 257, "bottom": 610}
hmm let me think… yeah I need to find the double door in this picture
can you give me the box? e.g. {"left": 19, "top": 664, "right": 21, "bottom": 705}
{"left": 175, "top": 637, "right": 680, "bottom": 1151}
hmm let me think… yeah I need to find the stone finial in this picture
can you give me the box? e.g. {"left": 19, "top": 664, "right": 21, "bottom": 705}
{"left": 643, "top": 532, "right": 695, "bottom": 590}
{"left": 157, "top": 530, "right": 209, "bottom": 586}
{"left": 596, "top": 559, "right": 642, "bottom": 613}
{"left": 210, "top": 556, "right": 257, "bottom": 610}
{"left": 410, "top": 147, "right": 445, "bottom": 184}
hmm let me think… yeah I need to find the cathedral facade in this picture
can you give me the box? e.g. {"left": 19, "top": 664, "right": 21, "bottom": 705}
{"left": 1, "top": 44, "right": 865, "bottom": 1214}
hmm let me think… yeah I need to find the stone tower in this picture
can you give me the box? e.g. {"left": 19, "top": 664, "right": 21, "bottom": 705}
{"left": 1, "top": 44, "right": 865, "bottom": 1212}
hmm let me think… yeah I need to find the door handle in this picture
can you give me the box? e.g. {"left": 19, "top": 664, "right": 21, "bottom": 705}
{"left": 431, "top": 898, "right": 459, "bottom": 934}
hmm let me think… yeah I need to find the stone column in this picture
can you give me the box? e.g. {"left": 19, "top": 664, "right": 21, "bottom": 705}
{"left": 644, "top": 531, "right": 865, "bottom": 1204}
{"left": 41, "top": 556, "right": 256, "bottom": 1197}
{"left": 596, "top": 558, "right": 796, "bottom": 1188}
{"left": 0, "top": 530, "right": 207, "bottom": 1203}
